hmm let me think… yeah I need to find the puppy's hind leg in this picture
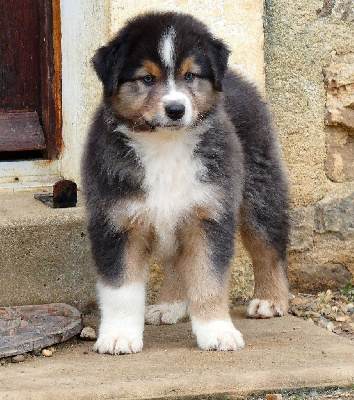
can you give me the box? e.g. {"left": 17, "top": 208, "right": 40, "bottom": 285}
{"left": 145, "top": 258, "right": 188, "bottom": 325}
{"left": 241, "top": 211, "right": 289, "bottom": 319}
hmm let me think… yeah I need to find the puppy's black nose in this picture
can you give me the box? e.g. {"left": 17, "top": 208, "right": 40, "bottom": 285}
{"left": 165, "top": 104, "right": 185, "bottom": 120}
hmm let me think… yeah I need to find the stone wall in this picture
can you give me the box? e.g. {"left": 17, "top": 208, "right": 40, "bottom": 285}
{"left": 264, "top": 0, "right": 354, "bottom": 293}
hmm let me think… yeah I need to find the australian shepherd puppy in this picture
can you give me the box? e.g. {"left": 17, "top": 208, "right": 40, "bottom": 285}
{"left": 82, "top": 12, "right": 289, "bottom": 354}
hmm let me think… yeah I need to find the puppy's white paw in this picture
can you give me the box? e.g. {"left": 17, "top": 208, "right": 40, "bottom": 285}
{"left": 93, "top": 333, "right": 143, "bottom": 355}
{"left": 145, "top": 301, "right": 187, "bottom": 325}
{"left": 191, "top": 319, "right": 245, "bottom": 351}
{"left": 247, "top": 298, "right": 285, "bottom": 319}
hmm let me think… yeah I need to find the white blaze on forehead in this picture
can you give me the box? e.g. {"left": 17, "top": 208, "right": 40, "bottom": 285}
{"left": 159, "top": 27, "right": 176, "bottom": 71}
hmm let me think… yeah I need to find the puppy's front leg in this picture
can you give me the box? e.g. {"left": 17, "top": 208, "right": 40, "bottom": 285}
{"left": 179, "top": 219, "right": 245, "bottom": 351}
{"left": 94, "top": 280, "right": 146, "bottom": 354}
{"left": 89, "top": 222, "right": 148, "bottom": 354}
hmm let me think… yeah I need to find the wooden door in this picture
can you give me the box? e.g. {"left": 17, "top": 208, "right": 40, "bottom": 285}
{"left": 0, "top": 0, "right": 61, "bottom": 160}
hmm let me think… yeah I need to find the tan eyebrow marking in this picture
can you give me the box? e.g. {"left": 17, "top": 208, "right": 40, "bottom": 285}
{"left": 179, "top": 57, "right": 201, "bottom": 76}
{"left": 142, "top": 60, "right": 163, "bottom": 79}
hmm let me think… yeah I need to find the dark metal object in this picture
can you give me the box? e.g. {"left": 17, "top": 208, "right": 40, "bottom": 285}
{"left": 0, "top": 303, "right": 82, "bottom": 358}
{"left": 35, "top": 179, "right": 77, "bottom": 208}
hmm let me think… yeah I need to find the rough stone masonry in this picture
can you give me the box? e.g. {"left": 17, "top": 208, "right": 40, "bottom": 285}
{"left": 262, "top": 0, "right": 354, "bottom": 295}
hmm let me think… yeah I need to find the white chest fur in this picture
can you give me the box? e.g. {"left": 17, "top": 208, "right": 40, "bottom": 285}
{"left": 119, "top": 128, "right": 220, "bottom": 253}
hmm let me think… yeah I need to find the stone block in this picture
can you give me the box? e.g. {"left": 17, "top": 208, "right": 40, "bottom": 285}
{"left": 290, "top": 263, "right": 351, "bottom": 293}
{"left": 315, "top": 192, "right": 354, "bottom": 238}
{"left": 289, "top": 206, "right": 315, "bottom": 252}
{"left": 324, "top": 56, "right": 354, "bottom": 182}
{"left": 318, "top": 0, "right": 354, "bottom": 22}
{"left": 0, "top": 190, "right": 97, "bottom": 312}
{"left": 325, "top": 128, "right": 354, "bottom": 182}
{"left": 324, "top": 61, "right": 354, "bottom": 132}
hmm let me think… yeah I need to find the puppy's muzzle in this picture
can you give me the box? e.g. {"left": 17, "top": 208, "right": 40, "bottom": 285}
{"left": 165, "top": 103, "right": 185, "bottom": 121}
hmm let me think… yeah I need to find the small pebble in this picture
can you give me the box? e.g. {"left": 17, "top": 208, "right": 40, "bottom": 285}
{"left": 324, "top": 295, "right": 333, "bottom": 304}
{"left": 12, "top": 354, "right": 26, "bottom": 363}
{"left": 42, "top": 349, "right": 53, "bottom": 357}
{"left": 80, "top": 326, "right": 97, "bottom": 341}
{"left": 328, "top": 312, "right": 338, "bottom": 321}
{"left": 266, "top": 394, "right": 282, "bottom": 400}
{"left": 291, "top": 298, "right": 308, "bottom": 306}
{"left": 326, "top": 322, "right": 334, "bottom": 331}
{"left": 341, "top": 323, "right": 354, "bottom": 333}
{"left": 293, "top": 308, "right": 303, "bottom": 317}
{"left": 31, "top": 349, "right": 42, "bottom": 357}
{"left": 335, "top": 316, "right": 347, "bottom": 322}
{"left": 319, "top": 317, "right": 328, "bottom": 328}
{"left": 346, "top": 322, "right": 354, "bottom": 333}
{"left": 340, "top": 304, "right": 348, "bottom": 313}
{"left": 322, "top": 308, "right": 332, "bottom": 316}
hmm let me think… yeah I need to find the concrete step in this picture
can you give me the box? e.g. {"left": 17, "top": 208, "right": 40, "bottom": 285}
{"left": 1, "top": 309, "right": 353, "bottom": 399}
{"left": 0, "top": 189, "right": 96, "bottom": 312}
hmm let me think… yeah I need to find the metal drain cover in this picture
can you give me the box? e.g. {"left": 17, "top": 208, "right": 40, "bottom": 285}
{"left": 0, "top": 303, "right": 82, "bottom": 358}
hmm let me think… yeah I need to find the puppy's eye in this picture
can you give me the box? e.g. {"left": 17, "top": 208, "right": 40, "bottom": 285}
{"left": 141, "top": 75, "right": 155, "bottom": 85}
{"left": 185, "top": 72, "right": 195, "bottom": 83}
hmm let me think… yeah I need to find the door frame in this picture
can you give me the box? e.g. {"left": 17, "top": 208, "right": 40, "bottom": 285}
{"left": 40, "top": 0, "right": 62, "bottom": 159}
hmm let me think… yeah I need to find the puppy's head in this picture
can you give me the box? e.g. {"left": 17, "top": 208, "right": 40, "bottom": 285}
{"left": 93, "top": 12, "right": 230, "bottom": 132}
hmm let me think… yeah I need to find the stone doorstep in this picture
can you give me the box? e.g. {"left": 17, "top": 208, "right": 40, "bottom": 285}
{"left": 0, "top": 189, "right": 97, "bottom": 311}
{"left": 0, "top": 309, "right": 353, "bottom": 400}
{"left": 0, "top": 187, "right": 85, "bottom": 227}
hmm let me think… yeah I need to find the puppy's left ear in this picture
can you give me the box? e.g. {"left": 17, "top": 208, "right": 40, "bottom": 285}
{"left": 208, "top": 38, "right": 230, "bottom": 91}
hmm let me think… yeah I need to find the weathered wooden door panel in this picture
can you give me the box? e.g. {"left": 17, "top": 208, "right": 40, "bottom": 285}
{"left": 0, "top": 1, "right": 41, "bottom": 112}
{"left": 0, "top": 113, "right": 46, "bottom": 152}
{"left": 0, "top": 0, "right": 61, "bottom": 159}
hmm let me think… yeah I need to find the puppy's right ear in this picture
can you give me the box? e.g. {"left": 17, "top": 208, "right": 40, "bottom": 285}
{"left": 92, "top": 38, "right": 127, "bottom": 96}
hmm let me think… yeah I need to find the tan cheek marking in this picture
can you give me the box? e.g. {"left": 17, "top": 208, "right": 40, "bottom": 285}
{"left": 140, "top": 85, "right": 167, "bottom": 121}
{"left": 194, "top": 80, "right": 218, "bottom": 113}
{"left": 142, "top": 60, "right": 163, "bottom": 79}
{"left": 112, "top": 82, "right": 149, "bottom": 123}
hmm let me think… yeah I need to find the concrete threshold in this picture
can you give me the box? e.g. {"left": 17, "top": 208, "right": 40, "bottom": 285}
{"left": 0, "top": 189, "right": 97, "bottom": 311}
{"left": 1, "top": 309, "right": 353, "bottom": 400}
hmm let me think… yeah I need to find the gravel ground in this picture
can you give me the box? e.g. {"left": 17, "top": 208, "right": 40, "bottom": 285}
{"left": 289, "top": 287, "right": 354, "bottom": 340}
{"left": 242, "top": 387, "right": 354, "bottom": 399}
{"left": 169, "top": 387, "right": 354, "bottom": 399}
